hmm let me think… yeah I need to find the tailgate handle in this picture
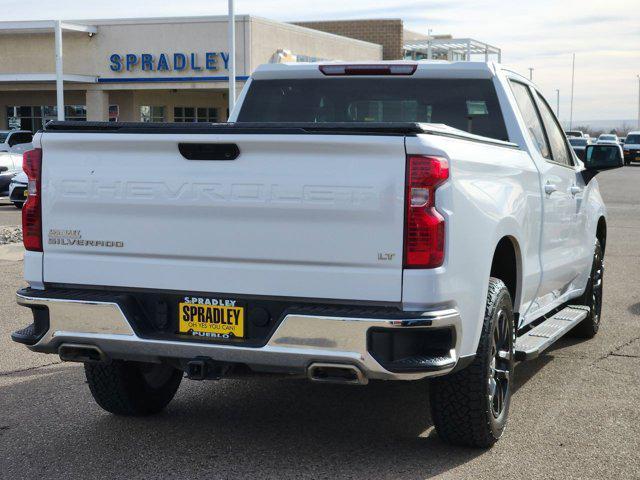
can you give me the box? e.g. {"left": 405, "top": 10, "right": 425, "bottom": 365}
{"left": 178, "top": 143, "right": 240, "bottom": 161}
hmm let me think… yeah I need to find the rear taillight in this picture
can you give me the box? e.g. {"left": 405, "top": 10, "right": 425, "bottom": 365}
{"left": 404, "top": 155, "right": 449, "bottom": 268}
{"left": 22, "top": 148, "right": 42, "bottom": 252}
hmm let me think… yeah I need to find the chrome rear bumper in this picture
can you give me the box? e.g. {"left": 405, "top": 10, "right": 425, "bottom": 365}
{"left": 17, "top": 290, "right": 463, "bottom": 381}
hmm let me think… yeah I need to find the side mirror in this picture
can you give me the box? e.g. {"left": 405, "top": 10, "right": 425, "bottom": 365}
{"left": 0, "top": 166, "right": 8, "bottom": 173}
{"left": 582, "top": 144, "right": 623, "bottom": 183}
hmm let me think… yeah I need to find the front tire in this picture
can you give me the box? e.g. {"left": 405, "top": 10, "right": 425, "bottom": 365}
{"left": 429, "top": 278, "right": 516, "bottom": 448}
{"left": 572, "top": 239, "right": 604, "bottom": 338}
{"left": 84, "top": 360, "right": 183, "bottom": 416}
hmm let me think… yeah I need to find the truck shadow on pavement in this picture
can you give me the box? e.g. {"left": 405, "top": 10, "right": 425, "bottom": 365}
{"left": 0, "top": 354, "right": 557, "bottom": 480}
{"left": 627, "top": 302, "right": 640, "bottom": 316}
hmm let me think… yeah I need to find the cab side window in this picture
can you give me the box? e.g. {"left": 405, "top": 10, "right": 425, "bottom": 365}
{"left": 533, "top": 91, "right": 574, "bottom": 166}
{"left": 509, "top": 80, "right": 550, "bottom": 159}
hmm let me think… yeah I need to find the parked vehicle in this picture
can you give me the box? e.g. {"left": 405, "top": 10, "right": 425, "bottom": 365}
{"left": 0, "top": 151, "right": 23, "bottom": 196}
{"left": 0, "top": 130, "right": 33, "bottom": 153}
{"left": 565, "top": 130, "right": 585, "bottom": 138}
{"left": 623, "top": 131, "right": 640, "bottom": 165}
{"left": 597, "top": 133, "right": 619, "bottom": 145}
{"left": 9, "top": 171, "right": 27, "bottom": 208}
{"left": 568, "top": 137, "right": 590, "bottom": 160}
{"left": 11, "top": 61, "right": 620, "bottom": 448}
{"left": 619, "top": 137, "right": 626, "bottom": 145}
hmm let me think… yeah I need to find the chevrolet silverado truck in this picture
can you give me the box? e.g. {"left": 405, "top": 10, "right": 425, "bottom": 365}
{"left": 12, "top": 62, "right": 623, "bottom": 448}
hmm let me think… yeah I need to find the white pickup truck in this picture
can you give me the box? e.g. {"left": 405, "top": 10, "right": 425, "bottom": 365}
{"left": 12, "top": 62, "right": 623, "bottom": 447}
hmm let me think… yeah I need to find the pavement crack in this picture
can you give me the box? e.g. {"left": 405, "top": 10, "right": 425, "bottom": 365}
{"left": 592, "top": 335, "right": 640, "bottom": 365}
{"left": 0, "top": 360, "right": 63, "bottom": 377}
{"left": 608, "top": 353, "right": 640, "bottom": 359}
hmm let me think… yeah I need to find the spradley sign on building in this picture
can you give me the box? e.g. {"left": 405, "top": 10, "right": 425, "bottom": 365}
{"left": 109, "top": 52, "right": 231, "bottom": 72}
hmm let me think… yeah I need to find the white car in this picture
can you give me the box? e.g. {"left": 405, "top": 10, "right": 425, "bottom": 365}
{"left": 568, "top": 136, "right": 590, "bottom": 160}
{"left": 13, "top": 61, "right": 620, "bottom": 448}
{"left": 597, "top": 133, "right": 619, "bottom": 145}
{"left": 565, "top": 130, "right": 585, "bottom": 138}
{"left": 623, "top": 131, "right": 640, "bottom": 165}
{"left": 0, "top": 150, "right": 23, "bottom": 197}
{"left": 9, "top": 170, "right": 27, "bottom": 208}
{"left": 0, "top": 130, "right": 33, "bottom": 153}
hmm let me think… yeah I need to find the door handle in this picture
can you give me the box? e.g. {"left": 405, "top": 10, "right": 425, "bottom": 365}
{"left": 544, "top": 182, "right": 557, "bottom": 195}
{"left": 178, "top": 143, "right": 240, "bottom": 161}
{"left": 570, "top": 185, "right": 583, "bottom": 196}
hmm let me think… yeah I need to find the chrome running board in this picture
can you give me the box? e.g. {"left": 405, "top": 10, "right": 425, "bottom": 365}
{"left": 515, "top": 306, "right": 590, "bottom": 361}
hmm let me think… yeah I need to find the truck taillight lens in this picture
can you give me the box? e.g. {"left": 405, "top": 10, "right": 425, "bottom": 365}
{"left": 22, "top": 148, "right": 42, "bottom": 252}
{"left": 404, "top": 155, "right": 449, "bottom": 268}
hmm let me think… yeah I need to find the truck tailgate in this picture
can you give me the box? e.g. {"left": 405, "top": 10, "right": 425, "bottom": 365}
{"left": 40, "top": 132, "right": 407, "bottom": 302}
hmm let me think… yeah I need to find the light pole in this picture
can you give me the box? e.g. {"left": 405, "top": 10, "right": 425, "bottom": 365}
{"left": 637, "top": 75, "right": 640, "bottom": 130}
{"left": 555, "top": 89, "right": 560, "bottom": 118}
{"left": 54, "top": 20, "right": 64, "bottom": 121}
{"left": 528, "top": 67, "right": 534, "bottom": 81}
{"left": 228, "top": 0, "right": 236, "bottom": 118}
{"left": 569, "top": 53, "right": 575, "bottom": 130}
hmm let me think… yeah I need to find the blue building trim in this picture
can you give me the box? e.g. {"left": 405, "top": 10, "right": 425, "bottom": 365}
{"left": 97, "top": 75, "right": 250, "bottom": 84}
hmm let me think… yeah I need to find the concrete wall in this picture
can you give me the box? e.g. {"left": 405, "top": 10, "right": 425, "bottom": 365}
{"left": 0, "top": 18, "right": 250, "bottom": 79}
{"left": 0, "top": 90, "right": 86, "bottom": 108}
{"left": 249, "top": 17, "right": 382, "bottom": 68}
{"left": 294, "top": 19, "right": 404, "bottom": 60}
{"left": 90, "top": 19, "right": 250, "bottom": 80}
{"left": 0, "top": 32, "right": 95, "bottom": 76}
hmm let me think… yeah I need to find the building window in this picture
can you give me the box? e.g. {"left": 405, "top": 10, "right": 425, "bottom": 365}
{"left": 174, "top": 107, "right": 218, "bottom": 123}
{"left": 6, "top": 105, "right": 86, "bottom": 131}
{"left": 140, "top": 106, "right": 165, "bottom": 122}
{"left": 65, "top": 105, "right": 87, "bottom": 121}
{"left": 109, "top": 105, "right": 119, "bottom": 122}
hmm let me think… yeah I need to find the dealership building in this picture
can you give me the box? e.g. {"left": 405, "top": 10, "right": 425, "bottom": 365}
{"left": 0, "top": 16, "right": 501, "bottom": 130}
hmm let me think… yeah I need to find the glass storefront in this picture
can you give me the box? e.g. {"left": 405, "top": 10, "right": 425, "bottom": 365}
{"left": 140, "top": 106, "right": 165, "bottom": 122}
{"left": 6, "top": 105, "right": 87, "bottom": 131}
{"left": 6, "top": 103, "right": 219, "bottom": 129}
{"left": 174, "top": 107, "right": 218, "bottom": 123}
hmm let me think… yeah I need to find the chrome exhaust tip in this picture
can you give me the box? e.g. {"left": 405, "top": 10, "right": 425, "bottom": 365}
{"left": 307, "top": 363, "right": 368, "bottom": 385}
{"left": 58, "top": 343, "right": 109, "bottom": 363}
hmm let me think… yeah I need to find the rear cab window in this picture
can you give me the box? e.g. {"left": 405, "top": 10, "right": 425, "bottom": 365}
{"left": 237, "top": 78, "right": 510, "bottom": 142}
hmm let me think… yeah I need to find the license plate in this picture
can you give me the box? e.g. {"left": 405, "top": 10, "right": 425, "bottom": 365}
{"left": 178, "top": 301, "right": 244, "bottom": 339}
{"left": 635, "top": 156, "right": 640, "bottom": 161}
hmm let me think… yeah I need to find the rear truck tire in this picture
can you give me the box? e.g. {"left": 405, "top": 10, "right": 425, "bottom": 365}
{"left": 12, "top": 202, "right": 23, "bottom": 209}
{"left": 571, "top": 239, "right": 604, "bottom": 338}
{"left": 429, "top": 277, "right": 516, "bottom": 448}
{"left": 84, "top": 360, "right": 183, "bottom": 416}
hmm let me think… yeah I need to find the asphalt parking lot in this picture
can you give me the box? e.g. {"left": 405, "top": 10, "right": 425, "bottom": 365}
{"left": 0, "top": 168, "right": 639, "bottom": 480}
{"left": 0, "top": 200, "right": 22, "bottom": 226}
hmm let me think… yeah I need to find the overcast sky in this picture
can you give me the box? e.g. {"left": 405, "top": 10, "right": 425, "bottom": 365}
{"left": 1, "top": 0, "right": 638, "bottom": 124}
